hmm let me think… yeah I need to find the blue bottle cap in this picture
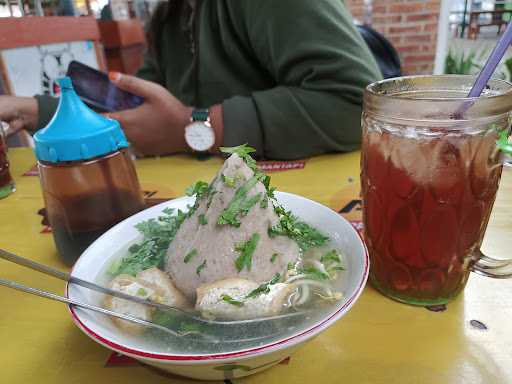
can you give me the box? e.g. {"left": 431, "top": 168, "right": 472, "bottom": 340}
{"left": 34, "top": 77, "right": 129, "bottom": 163}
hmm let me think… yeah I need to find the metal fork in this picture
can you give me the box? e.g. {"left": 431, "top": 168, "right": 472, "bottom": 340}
{"left": 0, "top": 249, "right": 306, "bottom": 327}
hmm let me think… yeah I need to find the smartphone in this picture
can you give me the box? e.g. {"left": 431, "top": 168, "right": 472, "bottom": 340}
{"left": 66, "top": 60, "right": 144, "bottom": 112}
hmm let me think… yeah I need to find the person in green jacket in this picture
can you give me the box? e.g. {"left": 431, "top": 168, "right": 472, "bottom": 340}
{"left": 0, "top": 0, "right": 381, "bottom": 159}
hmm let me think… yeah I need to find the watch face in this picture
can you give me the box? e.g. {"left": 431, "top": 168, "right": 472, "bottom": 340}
{"left": 185, "top": 122, "right": 215, "bottom": 152}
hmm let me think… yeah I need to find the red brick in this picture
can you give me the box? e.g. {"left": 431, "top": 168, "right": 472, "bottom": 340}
{"left": 389, "top": 3, "right": 425, "bottom": 13}
{"left": 425, "top": 2, "right": 441, "bottom": 11}
{"left": 387, "top": 35, "right": 403, "bottom": 44}
{"left": 405, "top": 54, "right": 436, "bottom": 62}
{"left": 372, "top": 5, "right": 387, "bottom": 14}
{"left": 372, "top": 15, "right": 402, "bottom": 24}
{"left": 402, "top": 64, "right": 428, "bottom": 75}
{"left": 403, "top": 34, "right": 432, "bottom": 42}
{"left": 402, "top": 65, "right": 419, "bottom": 75}
{"left": 396, "top": 45, "right": 422, "bottom": 53}
{"left": 347, "top": 0, "right": 441, "bottom": 75}
{"left": 406, "top": 13, "right": 438, "bottom": 22}
{"left": 388, "top": 25, "right": 419, "bottom": 34}
{"left": 389, "top": 15, "right": 403, "bottom": 23}
{"left": 371, "top": 16, "right": 386, "bottom": 24}
{"left": 423, "top": 22, "right": 439, "bottom": 31}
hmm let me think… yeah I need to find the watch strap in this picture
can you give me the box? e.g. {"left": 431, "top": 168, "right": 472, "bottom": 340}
{"left": 191, "top": 108, "right": 209, "bottom": 122}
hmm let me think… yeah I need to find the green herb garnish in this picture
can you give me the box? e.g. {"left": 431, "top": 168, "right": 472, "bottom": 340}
{"left": 221, "top": 173, "right": 237, "bottom": 188}
{"left": 108, "top": 208, "right": 186, "bottom": 277}
{"left": 221, "top": 294, "right": 244, "bottom": 307}
{"left": 220, "top": 144, "right": 277, "bottom": 204}
{"left": 220, "top": 145, "right": 330, "bottom": 252}
{"left": 184, "top": 249, "right": 198, "bottom": 263}
{"left": 320, "top": 250, "right": 345, "bottom": 274}
{"left": 186, "top": 181, "right": 216, "bottom": 216}
{"left": 136, "top": 288, "right": 147, "bottom": 296}
{"left": 267, "top": 187, "right": 276, "bottom": 199}
{"left": 299, "top": 266, "right": 330, "bottom": 281}
{"left": 256, "top": 172, "right": 271, "bottom": 189}
{"left": 270, "top": 253, "right": 278, "bottom": 263}
{"left": 497, "top": 129, "right": 512, "bottom": 155}
{"left": 152, "top": 310, "right": 176, "bottom": 327}
{"left": 246, "top": 273, "right": 281, "bottom": 299}
{"left": 198, "top": 214, "right": 208, "bottom": 225}
{"left": 320, "top": 250, "right": 342, "bottom": 264}
{"left": 180, "top": 323, "right": 203, "bottom": 333}
{"left": 269, "top": 207, "right": 329, "bottom": 251}
{"left": 185, "top": 181, "right": 209, "bottom": 199}
{"left": 207, "top": 189, "right": 217, "bottom": 208}
{"left": 152, "top": 310, "right": 206, "bottom": 335}
{"left": 217, "top": 176, "right": 262, "bottom": 227}
{"left": 220, "top": 144, "right": 258, "bottom": 171}
{"left": 234, "top": 233, "right": 260, "bottom": 272}
{"left": 196, "top": 260, "right": 207, "bottom": 276}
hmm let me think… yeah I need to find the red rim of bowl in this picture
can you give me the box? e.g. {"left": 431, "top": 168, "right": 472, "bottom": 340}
{"left": 67, "top": 218, "right": 369, "bottom": 362}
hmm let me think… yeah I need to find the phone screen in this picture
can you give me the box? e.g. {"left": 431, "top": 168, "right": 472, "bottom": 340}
{"left": 66, "top": 61, "right": 144, "bottom": 112}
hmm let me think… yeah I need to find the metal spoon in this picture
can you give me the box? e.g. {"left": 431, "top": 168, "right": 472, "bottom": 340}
{"left": 0, "top": 249, "right": 307, "bottom": 326}
{"left": 0, "top": 277, "right": 187, "bottom": 337}
{"left": 0, "top": 277, "right": 293, "bottom": 344}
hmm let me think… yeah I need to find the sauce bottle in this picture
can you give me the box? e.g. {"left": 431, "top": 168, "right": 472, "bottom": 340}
{"left": 0, "top": 121, "right": 15, "bottom": 198}
{"left": 34, "top": 77, "right": 145, "bottom": 266}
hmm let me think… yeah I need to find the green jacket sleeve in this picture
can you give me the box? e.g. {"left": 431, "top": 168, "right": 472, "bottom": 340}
{"left": 222, "top": 0, "right": 382, "bottom": 160}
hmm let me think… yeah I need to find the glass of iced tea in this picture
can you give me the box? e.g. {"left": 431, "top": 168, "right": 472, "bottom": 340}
{"left": 361, "top": 75, "right": 512, "bottom": 306}
{"left": 0, "top": 121, "right": 15, "bottom": 199}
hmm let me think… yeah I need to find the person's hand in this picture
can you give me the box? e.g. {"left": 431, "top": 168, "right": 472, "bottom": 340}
{"left": 107, "top": 72, "right": 192, "bottom": 156}
{"left": 0, "top": 96, "right": 38, "bottom": 134}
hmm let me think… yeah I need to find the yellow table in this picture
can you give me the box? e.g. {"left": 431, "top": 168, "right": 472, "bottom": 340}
{"left": 1, "top": 148, "right": 511, "bottom": 384}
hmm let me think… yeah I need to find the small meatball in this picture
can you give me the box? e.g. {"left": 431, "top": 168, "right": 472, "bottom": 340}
{"left": 104, "top": 274, "right": 162, "bottom": 334}
{"left": 196, "top": 278, "right": 295, "bottom": 320}
{"left": 137, "top": 268, "right": 190, "bottom": 309}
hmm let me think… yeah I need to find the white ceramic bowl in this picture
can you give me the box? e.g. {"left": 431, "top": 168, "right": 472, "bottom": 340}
{"left": 67, "top": 192, "right": 369, "bottom": 381}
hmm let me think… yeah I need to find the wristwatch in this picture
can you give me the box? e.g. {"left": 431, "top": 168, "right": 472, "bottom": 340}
{"left": 184, "top": 108, "right": 215, "bottom": 152}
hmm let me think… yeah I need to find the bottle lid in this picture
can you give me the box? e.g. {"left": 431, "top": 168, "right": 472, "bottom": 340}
{"left": 34, "top": 77, "right": 129, "bottom": 163}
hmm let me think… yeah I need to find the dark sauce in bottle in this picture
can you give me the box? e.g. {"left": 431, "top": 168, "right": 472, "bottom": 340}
{"left": 0, "top": 133, "right": 14, "bottom": 189}
{"left": 40, "top": 150, "right": 144, "bottom": 266}
{"left": 50, "top": 189, "right": 143, "bottom": 266}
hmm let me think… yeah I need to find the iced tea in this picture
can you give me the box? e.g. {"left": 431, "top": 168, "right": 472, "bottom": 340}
{"left": 361, "top": 75, "right": 512, "bottom": 305}
{"left": 361, "top": 127, "right": 502, "bottom": 305}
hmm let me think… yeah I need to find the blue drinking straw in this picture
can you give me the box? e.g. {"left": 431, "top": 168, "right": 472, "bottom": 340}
{"left": 455, "top": 22, "right": 512, "bottom": 119}
{"left": 467, "top": 21, "right": 512, "bottom": 98}
{"left": 463, "top": 22, "right": 512, "bottom": 157}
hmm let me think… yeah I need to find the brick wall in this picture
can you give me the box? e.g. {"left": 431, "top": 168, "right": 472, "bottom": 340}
{"left": 345, "top": 0, "right": 441, "bottom": 75}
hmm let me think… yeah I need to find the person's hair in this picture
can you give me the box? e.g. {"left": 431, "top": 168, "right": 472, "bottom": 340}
{"left": 147, "top": 0, "right": 184, "bottom": 63}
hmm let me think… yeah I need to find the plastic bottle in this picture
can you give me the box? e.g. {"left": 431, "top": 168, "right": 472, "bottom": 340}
{"left": 34, "top": 77, "right": 144, "bottom": 266}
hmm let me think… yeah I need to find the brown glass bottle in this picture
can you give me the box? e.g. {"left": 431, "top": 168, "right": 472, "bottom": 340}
{"left": 0, "top": 122, "right": 15, "bottom": 199}
{"left": 38, "top": 149, "right": 144, "bottom": 265}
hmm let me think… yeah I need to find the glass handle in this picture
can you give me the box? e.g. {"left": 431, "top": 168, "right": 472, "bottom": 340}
{"left": 472, "top": 250, "right": 512, "bottom": 279}
{"left": 505, "top": 154, "right": 512, "bottom": 167}
{"left": 497, "top": 130, "right": 511, "bottom": 166}
{"left": 473, "top": 142, "right": 512, "bottom": 278}
{"left": 0, "top": 121, "right": 6, "bottom": 139}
